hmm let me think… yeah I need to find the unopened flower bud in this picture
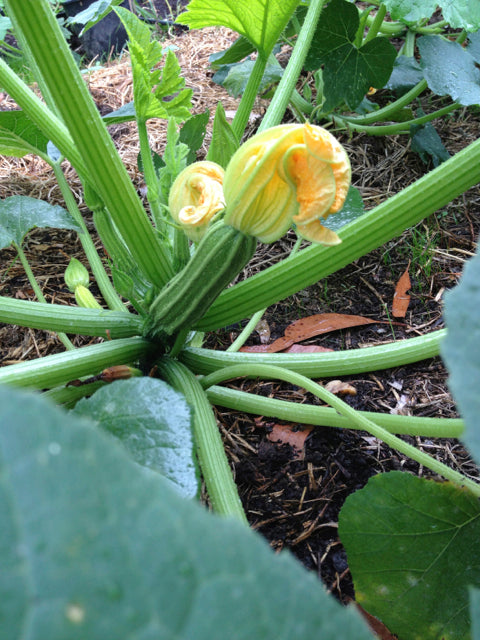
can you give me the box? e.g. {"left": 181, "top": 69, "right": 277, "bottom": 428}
{"left": 169, "top": 161, "right": 225, "bottom": 242}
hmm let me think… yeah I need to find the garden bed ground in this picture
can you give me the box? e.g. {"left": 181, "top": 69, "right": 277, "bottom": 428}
{"left": 1, "top": 18, "right": 479, "bottom": 633}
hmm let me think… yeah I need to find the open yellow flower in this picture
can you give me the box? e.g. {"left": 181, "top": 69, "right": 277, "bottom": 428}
{"left": 223, "top": 123, "right": 351, "bottom": 244}
{"left": 169, "top": 161, "right": 225, "bottom": 242}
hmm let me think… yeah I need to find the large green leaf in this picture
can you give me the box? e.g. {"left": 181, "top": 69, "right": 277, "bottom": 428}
{"left": 176, "top": 0, "right": 299, "bottom": 59}
{"left": 72, "top": 377, "right": 199, "bottom": 499}
{"left": 471, "top": 588, "right": 480, "bottom": 640}
{"left": 216, "top": 57, "right": 284, "bottom": 98}
{"left": 339, "top": 471, "right": 480, "bottom": 640}
{"left": 382, "top": 0, "right": 480, "bottom": 30}
{"left": 115, "top": 8, "right": 192, "bottom": 121}
{"left": 304, "top": 0, "right": 397, "bottom": 110}
{"left": 442, "top": 245, "right": 480, "bottom": 466}
{"left": 206, "top": 102, "right": 240, "bottom": 168}
{"left": 0, "top": 385, "right": 374, "bottom": 639}
{"left": 0, "top": 196, "right": 81, "bottom": 249}
{"left": 0, "top": 110, "right": 49, "bottom": 158}
{"left": 418, "top": 36, "right": 480, "bottom": 107}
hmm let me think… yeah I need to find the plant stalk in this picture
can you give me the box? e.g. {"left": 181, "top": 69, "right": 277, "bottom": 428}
{"left": 200, "top": 365, "right": 480, "bottom": 496}
{"left": 156, "top": 357, "right": 248, "bottom": 523}
{"left": 4, "top": 0, "right": 174, "bottom": 289}
{"left": 205, "top": 385, "right": 465, "bottom": 438}
{"left": 259, "top": 0, "right": 327, "bottom": 133}
{"left": 14, "top": 242, "right": 75, "bottom": 350}
{"left": 51, "top": 163, "right": 127, "bottom": 312}
{"left": 0, "top": 295, "right": 142, "bottom": 339}
{"left": 0, "top": 337, "right": 151, "bottom": 389}
{"left": 180, "top": 330, "right": 446, "bottom": 377}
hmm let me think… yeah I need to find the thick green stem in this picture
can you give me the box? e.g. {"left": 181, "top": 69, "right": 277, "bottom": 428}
{"left": 197, "top": 137, "right": 480, "bottom": 331}
{"left": 0, "top": 337, "right": 151, "bottom": 389}
{"left": 137, "top": 117, "right": 164, "bottom": 230}
{"left": 0, "top": 57, "right": 89, "bottom": 179}
{"left": 335, "top": 101, "right": 460, "bottom": 136}
{"left": 206, "top": 385, "right": 465, "bottom": 438}
{"left": 51, "top": 164, "right": 127, "bottom": 312}
{"left": 231, "top": 53, "right": 269, "bottom": 140}
{"left": 363, "top": 3, "right": 387, "bottom": 44}
{"left": 341, "top": 80, "right": 428, "bottom": 125}
{"left": 259, "top": 0, "right": 327, "bottom": 133}
{"left": 156, "top": 357, "right": 248, "bottom": 523}
{"left": 14, "top": 242, "right": 75, "bottom": 350}
{"left": 200, "top": 365, "right": 480, "bottom": 496}
{"left": 4, "top": 0, "right": 174, "bottom": 289}
{"left": 181, "top": 329, "right": 445, "bottom": 377}
{"left": 0, "top": 295, "right": 142, "bottom": 339}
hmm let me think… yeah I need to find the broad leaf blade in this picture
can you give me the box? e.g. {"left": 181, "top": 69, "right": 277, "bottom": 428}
{"left": 206, "top": 102, "right": 239, "bottom": 168}
{"left": 177, "top": 0, "right": 299, "bottom": 58}
{"left": 0, "top": 110, "right": 50, "bottom": 158}
{"left": 418, "top": 36, "right": 480, "bottom": 106}
{"left": 0, "top": 386, "right": 374, "bottom": 639}
{"left": 339, "top": 471, "right": 480, "bottom": 640}
{"left": 0, "top": 196, "right": 81, "bottom": 249}
{"left": 383, "top": 0, "right": 480, "bottom": 30}
{"left": 305, "top": 0, "right": 397, "bottom": 110}
{"left": 442, "top": 245, "right": 480, "bottom": 465}
{"left": 73, "top": 377, "right": 199, "bottom": 499}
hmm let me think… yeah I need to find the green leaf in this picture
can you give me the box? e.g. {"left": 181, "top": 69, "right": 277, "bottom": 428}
{"left": 385, "top": 56, "right": 424, "bottom": 93}
{"left": 72, "top": 377, "right": 199, "bottom": 499}
{"left": 383, "top": 0, "right": 480, "bottom": 30}
{"left": 0, "top": 196, "right": 81, "bottom": 249}
{"left": 418, "top": 36, "right": 480, "bottom": 106}
{"left": 102, "top": 101, "right": 136, "bottom": 124}
{"left": 321, "top": 186, "right": 365, "bottom": 232}
{"left": 0, "top": 15, "right": 12, "bottom": 40}
{"left": 442, "top": 246, "right": 480, "bottom": 466}
{"left": 468, "top": 31, "right": 480, "bottom": 64}
{"left": 215, "top": 58, "right": 283, "bottom": 98}
{"left": 209, "top": 35, "right": 256, "bottom": 68}
{"left": 304, "top": 0, "right": 397, "bottom": 110}
{"left": 206, "top": 102, "right": 239, "bottom": 168}
{"left": 381, "top": 0, "right": 438, "bottom": 24}
{"left": 0, "top": 110, "right": 49, "bottom": 158}
{"left": 66, "top": 0, "right": 123, "bottom": 34}
{"left": 179, "top": 110, "right": 210, "bottom": 164}
{"left": 410, "top": 121, "right": 450, "bottom": 167}
{"left": 176, "top": 0, "right": 299, "bottom": 59}
{"left": 0, "top": 385, "right": 374, "bottom": 639}
{"left": 339, "top": 471, "right": 480, "bottom": 640}
{"left": 115, "top": 8, "right": 192, "bottom": 121}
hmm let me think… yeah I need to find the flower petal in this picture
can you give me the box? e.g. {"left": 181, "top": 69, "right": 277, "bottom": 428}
{"left": 296, "top": 219, "right": 341, "bottom": 245}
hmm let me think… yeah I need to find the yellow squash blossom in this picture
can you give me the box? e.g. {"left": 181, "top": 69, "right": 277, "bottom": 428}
{"left": 223, "top": 123, "right": 351, "bottom": 244}
{"left": 169, "top": 161, "right": 225, "bottom": 242}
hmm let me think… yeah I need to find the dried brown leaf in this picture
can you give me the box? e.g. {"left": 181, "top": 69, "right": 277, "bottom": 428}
{"left": 392, "top": 265, "right": 411, "bottom": 318}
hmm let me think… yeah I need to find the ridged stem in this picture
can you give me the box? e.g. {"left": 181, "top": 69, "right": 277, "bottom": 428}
{"left": 197, "top": 137, "right": 480, "bottom": 331}
{"left": 340, "top": 80, "right": 428, "bottom": 125}
{"left": 14, "top": 242, "right": 75, "bottom": 350}
{"left": 258, "top": 0, "right": 327, "bottom": 133}
{"left": 200, "top": 365, "right": 480, "bottom": 496}
{"left": 51, "top": 163, "right": 127, "bottom": 312}
{"left": 231, "top": 53, "right": 269, "bottom": 140}
{"left": 206, "top": 385, "right": 464, "bottom": 438}
{"left": 0, "top": 295, "right": 142, "bottom": 339}
{"left": 4, "top": 0, "right": 174, "bottom": 288}
{"left": 334, "top": 101, "right": 460, "bottom": 136}
{"left": 0, "top": 337, "right": 151, "bottom": 389}
{"left": 180, "top": 330, "right": 445, "bottom": 377}
{"left": 156, "top": 357, "right": 248, "bottom": 523}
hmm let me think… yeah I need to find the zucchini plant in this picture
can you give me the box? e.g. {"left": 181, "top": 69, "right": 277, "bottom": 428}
{"left": 0, "top": 0, "right": 479, "bottom": 637}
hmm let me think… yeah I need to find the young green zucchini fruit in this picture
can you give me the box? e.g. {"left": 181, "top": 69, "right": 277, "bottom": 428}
{"left": 144, "top": 222, "right": 257, "bottom": 346}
